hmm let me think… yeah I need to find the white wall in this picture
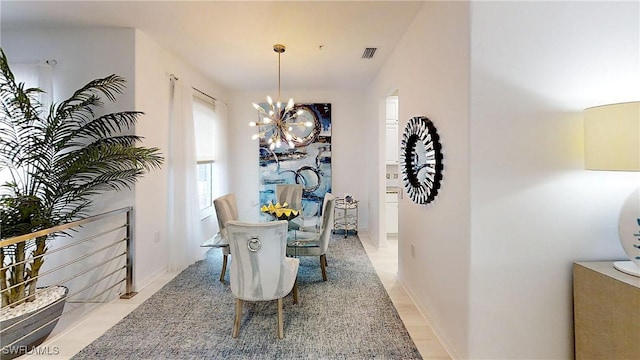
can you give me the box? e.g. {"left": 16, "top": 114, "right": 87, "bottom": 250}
{"left": 132, "top": 30, "right": 170, "bottom": 287}
{"left": 363, "top": 87, "right": 388, "bottom": 248}
{"left": 227, "top": 89, "right": 368, "bottom": 229}
{"left": 1, "top": 28, "right": 135, "bottom": 116}
{"left": 1, "top": 28, "right": 138, "bottom": 299}
{"left": 367, "top": 1, "right": 640, "bottom": 359}
{"left": 366, "top": 2, "right": 472, "bottom": 357}
{"left": 1, "top": 27, "right": 231, "bottom": 294}
{"left": 133, "top": 30, "right": 231, "bottom": 288}
{"left": 468, "top": 2, "right": 639, "bottom": 358}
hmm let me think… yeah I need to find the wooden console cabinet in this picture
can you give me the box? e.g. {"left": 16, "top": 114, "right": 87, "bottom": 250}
{"left": 573, "top": 262, "right": 640, "bottom": 359}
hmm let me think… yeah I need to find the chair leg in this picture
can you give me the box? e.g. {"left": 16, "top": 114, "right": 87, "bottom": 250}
{"left": 220, "top": 254, "right": 228, "bottom": 283}
{"left": 320, "top": 254, "right": 327, "bottom": 281}
{"left": 277, "top": 298, "right": 284, "bottom": 339}
{"left": 292, "top": 277, "right": 298, "bottom": 304}
{"left": 233, "top": 298, "right": 243, "bottom": 338}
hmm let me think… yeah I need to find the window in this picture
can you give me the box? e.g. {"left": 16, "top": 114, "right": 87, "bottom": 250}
{"left": 197, "top": 161, "right": 214, "bottom": 210}
{"left": 192, "top": 92, "right": 220, "bottom": 218}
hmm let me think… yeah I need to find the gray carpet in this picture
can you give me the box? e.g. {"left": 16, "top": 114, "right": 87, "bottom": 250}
{"left": 72, "top": 234, "right": 422, "bottom": 359}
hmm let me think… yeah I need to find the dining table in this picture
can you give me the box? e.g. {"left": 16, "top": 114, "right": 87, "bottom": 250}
{"left": 200, "top": 216, "right": 321, "bottom": 256}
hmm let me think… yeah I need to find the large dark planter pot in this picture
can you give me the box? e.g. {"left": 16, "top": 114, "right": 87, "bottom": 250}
{"left": 0, "top": 286, "right": 68, "bottom": 360}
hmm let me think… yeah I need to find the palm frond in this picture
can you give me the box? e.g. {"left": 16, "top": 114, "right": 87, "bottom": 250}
{"left": 61, "top": 111, "right": 143, "bottom": 146}
{"left": 0, "top": 51, "right": 42, "bottom": 128}
{"left": 68, "top": 135, "right": 145, "bottom": 149}
{"left": 55, "top": 74, "right": 125, "bottom": 114}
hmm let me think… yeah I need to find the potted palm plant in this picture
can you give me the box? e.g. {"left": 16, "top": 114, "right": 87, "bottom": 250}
{"left": 0, "top": 48, "right": 163, "bottom": 358}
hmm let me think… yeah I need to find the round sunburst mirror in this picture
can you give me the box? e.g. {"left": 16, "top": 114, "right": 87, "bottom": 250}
{"left": 400, "top": 116, "right": 443, "bottom": 205}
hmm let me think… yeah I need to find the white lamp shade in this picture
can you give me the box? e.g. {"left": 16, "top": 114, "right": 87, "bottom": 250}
{"left": 584, "top": 101, "right": 640, "bottom": 171}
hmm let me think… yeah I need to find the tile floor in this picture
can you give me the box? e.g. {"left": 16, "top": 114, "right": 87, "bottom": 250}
{"left": 22, "top": 234, "right": 450, "bottom": 359}
{"left": 360, "top": 234, "right": 451, "bottom": 360}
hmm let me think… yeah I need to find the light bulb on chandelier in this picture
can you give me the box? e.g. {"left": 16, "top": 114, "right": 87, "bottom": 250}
{"left": 249, "top": 44, "right": 312, "bottom": 149}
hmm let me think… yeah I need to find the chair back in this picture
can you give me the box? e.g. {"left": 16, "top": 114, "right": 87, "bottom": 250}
{"left": 317, "top": 193, "right": 336, "bottom": 253}
{"left": 226, "top": 220, "right": 295, "bottom": 301}
{"left": 213, "top": 193, "right": 239, "bottom": 231}
{"left": 276, "top": 184, "right": 303, "bottom": 212}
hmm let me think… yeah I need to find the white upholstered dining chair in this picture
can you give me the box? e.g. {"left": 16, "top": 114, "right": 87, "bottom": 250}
{"left": 286, "top": 192, "right": 336, "bottom": 281}
{"left": 226, "top": 220, "right": 299, "bottom": 339}
{"left": 276, "top": 183, "right": 303, "bottom": 212}
{"left": 276, "top": 183, "right": 304, "bottom": 231}
{"left": 213, "top": 193, "right": 238, "bottom": 283}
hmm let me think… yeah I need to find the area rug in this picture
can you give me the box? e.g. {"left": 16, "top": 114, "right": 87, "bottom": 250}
{"left": 72, "top": 235, "right": 422, "bottom": 359}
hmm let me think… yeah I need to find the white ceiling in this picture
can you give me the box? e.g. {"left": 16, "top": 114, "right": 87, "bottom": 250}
{"left": 1, "top": 1, "right": 423, "bottom": 91}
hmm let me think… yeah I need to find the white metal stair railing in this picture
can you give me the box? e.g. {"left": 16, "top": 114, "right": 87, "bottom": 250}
{"left": 0, "top": 206, "right": 136, "bottom": 355}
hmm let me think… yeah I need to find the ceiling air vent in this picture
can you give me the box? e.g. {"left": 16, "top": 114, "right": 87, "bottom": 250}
{"left": 362, "top": 47, "right": 377, "bottom": 59}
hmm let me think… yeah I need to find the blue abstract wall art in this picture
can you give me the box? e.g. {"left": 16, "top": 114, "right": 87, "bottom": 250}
{"left": 258, "top": 103, "right": 332, "bottom": 219}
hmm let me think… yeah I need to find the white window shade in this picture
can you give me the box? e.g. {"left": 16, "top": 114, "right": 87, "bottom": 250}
{"left": 193, "top": 95, "right": 219, "bottom": 162}
{"left": 192, "top": 93, "right": 225, "bottom": 215}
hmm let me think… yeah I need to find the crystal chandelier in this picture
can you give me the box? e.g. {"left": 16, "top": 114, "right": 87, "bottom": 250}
{"left": 250, "top": 44, "right": 312, "bottom": 150}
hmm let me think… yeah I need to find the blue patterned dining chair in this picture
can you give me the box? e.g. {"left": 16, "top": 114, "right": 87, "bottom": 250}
{"left": 226, "top": 220, "right": 299, "bottom": 339}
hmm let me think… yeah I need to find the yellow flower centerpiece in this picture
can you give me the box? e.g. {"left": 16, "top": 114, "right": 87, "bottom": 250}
{"left": 261, "top": 201, "right": 300, "bottom": 220}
